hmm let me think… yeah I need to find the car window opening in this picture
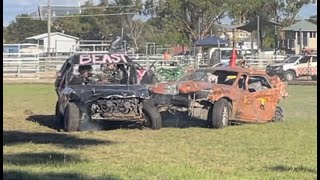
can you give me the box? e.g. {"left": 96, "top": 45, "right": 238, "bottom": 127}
{"left": 68, "top": 63, "right": 137, "bottom": 85}
{"left": 212, "top": 70, "right": 238, "bottom": 86}
{"left": 248, "top": 76, "right": 271, "bottom": 92}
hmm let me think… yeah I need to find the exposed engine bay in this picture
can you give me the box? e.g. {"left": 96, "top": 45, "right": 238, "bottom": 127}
{"left": 152, "top": 90, "right": 212, "bottom": 120}
{"left": 90, "top": 97, "right": 144, "bottom": 121}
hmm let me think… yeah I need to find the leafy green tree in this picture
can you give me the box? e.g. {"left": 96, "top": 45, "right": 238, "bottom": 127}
{"left": 144, "top": 0, "right": 230, "bottom": 43}
{"left": 228, "top": 0, "right": 314, "bottom": 49}
{"left": 5, "top": 14, "right": 51, "bottom": 43}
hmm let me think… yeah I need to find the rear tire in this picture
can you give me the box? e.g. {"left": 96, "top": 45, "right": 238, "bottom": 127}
{"left": 284, "top": 71, "right": 295, "bottom": 81}
{"left": 210, "top": 99, "right": 231, "bottom": 129}
{"left": 272, "top": 106, "right": 284, "bottom": 122}
{"left": 63, "top": 102, "right": 80, "bottom": 132}
{"left": 142, "top": 100, "right": 162, "bottom": 129}
{"left": 311, "top": 76, "right": 317, "bottom": 81}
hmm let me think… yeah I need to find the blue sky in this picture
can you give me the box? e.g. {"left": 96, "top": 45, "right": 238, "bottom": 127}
{"left": 3, "top": 0, "right": 317, "bottom": 26}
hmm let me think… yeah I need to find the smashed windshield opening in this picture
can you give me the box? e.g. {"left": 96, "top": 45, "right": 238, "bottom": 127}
{"left": 179, "top": 69, "right": 238, "bottom": 86}
{"left": 68, "top": 63, "right": 137, "bottom": 85}
{"left": 212, "top": 70, "right": 238, "bottom": 85}
{"left": 179, "top": 69, "right": 216, "bottom": 81}
{"left": 283, "top": 56, "right": 300, "bottom": 63}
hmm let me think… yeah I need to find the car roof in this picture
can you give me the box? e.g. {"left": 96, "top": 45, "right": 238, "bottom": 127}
{"left": 207, "top": 66, "right": 268, "bottom": 76}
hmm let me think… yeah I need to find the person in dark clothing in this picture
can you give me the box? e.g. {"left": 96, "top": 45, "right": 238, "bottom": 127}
{"left": 98, "top": 63, "right": 124, "bottom": 84}
{"left": 69, "top": 65, "right": 93, "bottom": 85}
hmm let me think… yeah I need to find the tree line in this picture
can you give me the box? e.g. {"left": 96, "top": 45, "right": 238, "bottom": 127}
{"left": 3, "top": 0, "right": 316, "bottom": 53}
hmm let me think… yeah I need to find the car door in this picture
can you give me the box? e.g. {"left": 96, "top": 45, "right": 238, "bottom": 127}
{"left": 308, "top": 56, "right": 317, "bottom": 76}
{"left": 233, "top": 74, "right": 256, "bottom": 120}
{"left": 55, "top": 59, "right": 72, "bottom": 90}
{"left": 235, "top": 75, "right": 277, "bottom": 122}
{"left": 296, "top": 56, "right": 311, "bottom": 77}
{"left": 57, "top": 63, "right": 72, "bottom": 97}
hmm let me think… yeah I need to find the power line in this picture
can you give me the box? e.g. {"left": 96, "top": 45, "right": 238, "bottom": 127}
{"left": 37, "top": 5, "right": 136, "bottom": 9}
{"left": 80, "top": 5, "right": 137, "bottom": 9}
{"left": 47, "top": 0, "right": 51, "bottom": 56}
{"left": 16, "top": 12, "right": 137, "bottom": 19}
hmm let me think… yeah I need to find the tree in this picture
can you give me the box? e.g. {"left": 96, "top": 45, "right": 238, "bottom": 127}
{"left": 5, "top": 14, "right": 50, "bottom": 43}
{"left": 144, "top": 0, "right": 229, "bottom": 43}
{"left": 123, "top": 18, "right": 145, "bottom": 51}
{"left": 227, "top": 0, "right": 314, "bottom": 49}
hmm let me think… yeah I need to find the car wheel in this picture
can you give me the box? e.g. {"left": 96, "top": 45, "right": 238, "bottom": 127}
{"left": 63, "top": 102, "right": 80, "bottom": 132}
{"left": 55, "top": 101, "right": 64, "bottom": 129}
{"left": 142, "top": 100, "right": 162, "bottom": 130}
{"left": 210, "top": 99, "right": 231, "bottom": 129}
{"left": 207, "top": 105, "right": 213, "bottom": 128}
{"left": 284, "top": 71, "right": 295, "bottom": 81}
{"left": 311, "top": 76, "right": 317, "bottom": 81}
{"left": 272, "top": 106, "right": 284, "bottom": 122}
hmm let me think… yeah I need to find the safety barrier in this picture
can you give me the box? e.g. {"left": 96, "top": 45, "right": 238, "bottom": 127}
{"left": 245, "top": 55, "right": 286, "bottom": 69}
{"left": 3, "top": 52, "right": 287, "bottom": 80}
{"left": 3, "top": 53, "right": 40, "bottom": 79}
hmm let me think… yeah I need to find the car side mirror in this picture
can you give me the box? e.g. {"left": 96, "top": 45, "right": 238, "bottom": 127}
{"left": 56, "top": 72, "right": 62, "bottom": 79}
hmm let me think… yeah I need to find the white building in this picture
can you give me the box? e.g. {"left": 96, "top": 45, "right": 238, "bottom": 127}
{"left": 25, "top": 32, "right": 79, "bottom": 55}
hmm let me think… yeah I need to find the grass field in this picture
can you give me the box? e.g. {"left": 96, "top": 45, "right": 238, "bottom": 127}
{"left": 3, "top": 84, "right": 317, "bottom": 180}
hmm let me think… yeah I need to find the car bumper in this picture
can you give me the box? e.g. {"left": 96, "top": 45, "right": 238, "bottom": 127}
{"left": 151, "top": 93, "right": 190, "bottom": 107}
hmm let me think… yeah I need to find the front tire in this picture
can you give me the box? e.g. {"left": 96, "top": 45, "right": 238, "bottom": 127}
{"left": 55, "top": 101, "right": 64, "bottom": 129}
{"left": 63, "top": 102, "right": 80, "bottom": 132}
{"left": 210, "top": 99, "right": 231, "bottom": 128}
{"left": 272, "top": 106, "right": 284, "bottom": 122}
{"left": 142, "top": 100, "right": 162, "bottom": 129}
{"left": 284, "top": 71, "right": 295, "bottom": 81}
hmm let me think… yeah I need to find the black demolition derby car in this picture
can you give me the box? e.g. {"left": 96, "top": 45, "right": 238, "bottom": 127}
{"left": 54, "top": 53, "right": 162, "bottom": 131}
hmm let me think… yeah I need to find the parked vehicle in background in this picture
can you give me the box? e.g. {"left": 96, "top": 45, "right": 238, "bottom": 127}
{"left": 208, "top": 48, "right": 244, "bottom": 66}
{"left": 149, "top": 67, "right": 288, "bottom": 128}
{"left": 266, "top": 55, "right": 317, "bottom": 81}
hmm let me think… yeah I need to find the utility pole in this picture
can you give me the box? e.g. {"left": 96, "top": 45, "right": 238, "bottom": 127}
{"left": 257, "top": 15, "right": 260, "bottom": 53}
{"left": 274, "top": 9, "right": 278, "bottom": 61}
{"left": 299, "top": 28, "right": 303, "bottom": 54}
{"left": 47, "top": 0, "right": 51, "bottom": 57}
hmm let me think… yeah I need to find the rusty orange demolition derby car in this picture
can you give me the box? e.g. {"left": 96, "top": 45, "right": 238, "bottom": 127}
{"left": 149, "top": 66, "right": 288, "bottom": 128}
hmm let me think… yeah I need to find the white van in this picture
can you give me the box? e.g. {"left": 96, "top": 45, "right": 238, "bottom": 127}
{"left": 208, "top": 48, "right": 244, "bottom": 66}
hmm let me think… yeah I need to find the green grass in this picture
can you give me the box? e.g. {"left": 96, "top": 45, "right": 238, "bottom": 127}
{"left": 3, "top": 84, "right": 317, "bottom": 180}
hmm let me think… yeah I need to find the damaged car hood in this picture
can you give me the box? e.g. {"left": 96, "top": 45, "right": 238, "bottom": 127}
{"left": 269, "top": 63, "right": 285, "bottom": 67}
{"left": 149, "top": 81, "right": 229, "bottom": 95}
{"left": 64, "top": 84, "right": 150, "bottom": 102}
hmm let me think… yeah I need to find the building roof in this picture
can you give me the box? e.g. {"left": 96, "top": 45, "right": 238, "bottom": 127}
{"left": 219, "top": 24, "right": 235, "bottom": 31}
{"left": 213, "top": 66, "right": 267, "bottom": 75}
{"left": 236, "top": 18, "right": 282, "bottom": 32}
{"left": 25, "top": 32, "right": 79, "bottom": 40}
{"left": 282, "top": 20, "right": 317, "bottom": 31}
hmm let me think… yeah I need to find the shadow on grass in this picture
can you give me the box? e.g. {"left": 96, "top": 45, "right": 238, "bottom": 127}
{"left": 26, "top": 115, "right": 147, "bottom": 131}
{"left": 27, "top": 111, "right": 214, "bottom": 130}
{"left": 3, "top": 130, "right": 114, "bottom": 148}
{"left": 4, "top": 170, "right": 122, "bottom": 180}
{"left": 26, "top": 114, "right": 58, "bottom": 130}
{"left": 4, "top": 152, "right": 83, "bottom": 166}
{"left": 161, "top": 111, "right": 209, "bottom": 129}
{"left": 267, "top": 165, "right": 317, "bottom": 174}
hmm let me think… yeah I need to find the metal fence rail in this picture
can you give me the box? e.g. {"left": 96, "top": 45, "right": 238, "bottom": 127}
{"left": 245, "top": 55, "right": 286, "bottom": 69}
{"left": 3, "top": 53, "right": 40, "bottom": 79}
{"left": 3, "top": 52, "right": 287, "bottom": 79}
